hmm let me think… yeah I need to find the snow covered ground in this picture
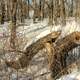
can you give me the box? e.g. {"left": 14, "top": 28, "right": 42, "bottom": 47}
{"left": 57, "top": 70, "right": 80, "bottom": 80}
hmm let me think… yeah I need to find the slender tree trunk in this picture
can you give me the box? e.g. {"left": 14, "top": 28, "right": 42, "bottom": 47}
{"left": 75, "top": 0, "right": 80, "bottom": 20}
{"left": 1, "top": 0, "right": 5, "bottom": 24}
{"left": 70, "top": 0, "right": 73, "bottom": 17}
{"left": 6, "top": 0, "right": 10, "bottom": 21}
{"left": 48, "top": 0, "right": 54, "bottom": 26}
{"left": 60, "top": 0, "right": 66, "bottom": 25}
{"left": 42, "top": 0, "right": 45, "bottom": 19}
{"left": 20, "top": 0, "right": 24, "bottom": 22}
{"left": 28, "top": 0, "right": 30, "bottom": 18}
{"left": 38, "top": 0, "right": 42, "bottom": 20}
{"left": 6, "top": 31, "right": 61, "bottom": 69}
{"left": 10, "top": 0, "right": 17, "bottom": 49}
{"left": 33, "top": 0, "right": 37, "bottom": 23}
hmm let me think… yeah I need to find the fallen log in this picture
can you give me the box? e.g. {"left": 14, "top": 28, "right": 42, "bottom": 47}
{"left": 6, "top": 31, "right": 61, "bottom": 69}
{"left": 49, "top": 32, "right": 80, "bottom": 79}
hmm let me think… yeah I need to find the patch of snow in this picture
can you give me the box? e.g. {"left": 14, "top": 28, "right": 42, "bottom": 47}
{"left": 58, "top": 72, "right": 80, "bottom": 80}
{"left": 61, "top": 20, "right": 80, "bottom": 38}
{"left": 36, "top": 30, "right": 51, "bottom": 39}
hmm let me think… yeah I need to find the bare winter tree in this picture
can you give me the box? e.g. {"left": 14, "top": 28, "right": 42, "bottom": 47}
{"left": 75, "top": 0, "right": 80, "bottom": 20}
{"left": 10, "top": 0, "right": 17, "bottom": 49}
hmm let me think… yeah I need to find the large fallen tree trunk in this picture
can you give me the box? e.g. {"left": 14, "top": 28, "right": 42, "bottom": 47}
{"left": 47, "top": 32, "right": 80, "bottom": 79}
{"left": 6, "top": 31, "right": 61, "bottom": 69}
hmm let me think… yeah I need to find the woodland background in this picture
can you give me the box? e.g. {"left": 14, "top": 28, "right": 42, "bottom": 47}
{"left": 0, "top": 0, "right": 80, "bottom": 80}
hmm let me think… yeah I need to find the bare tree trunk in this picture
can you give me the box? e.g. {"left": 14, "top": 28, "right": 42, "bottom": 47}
{"left": 10, "top": 0, "right": 17, "bottom": 49}
{"left": 38, "top": 0, "right": 42, "bottom": 20}
{"left": 70, "top": 0, "right": 73, "bottom": 17}
{"left": 33, "top": 0, "right": 36, "bottom": 22}
{"left": 1, "top": 0, "right": 5, "bottom": 24}
{"left": 54, "top": 0, "right": 59, "bottom": 25}
{"left": 60, "top": 0, "right": 66, "bottom": 25}
{"left": 75, "top": 0, "right": 80, "bottom": 20}
{"left": 6, "top": 0, "right": 10, "bottom": 21}
{"left": 20, "top": 0, "right": 25, "bottom": 22}
{"left": 48, "top": 0, "right": 54, "bottom": 26}
{"left": 27, "top": 0, "right": 30, "bottom": 18}
{"left": 50, "top": 32, "right": 80, "bottom": 79}
{"left": 42, "top": 0, "right": 45, "bottom": 19}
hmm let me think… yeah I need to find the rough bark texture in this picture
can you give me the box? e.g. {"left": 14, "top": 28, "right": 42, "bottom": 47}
{"left": 50, "top": 32, "right": 80, "bottom": 79}
{"left": 10, "top": 0, "right": 17, "bottom": 49}
{"left": 6, "top": 31, "right": 61, "bottom": 69}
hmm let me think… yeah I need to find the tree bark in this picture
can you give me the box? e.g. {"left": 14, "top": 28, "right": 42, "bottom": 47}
{"left": 60, "top": 0, "right": 66, "bottom": 25}
{"left": 49, "top": 32, "right": 80, "bottom": 79}
{"left": 1, "top": 0, "right": 5, "bottom": 24}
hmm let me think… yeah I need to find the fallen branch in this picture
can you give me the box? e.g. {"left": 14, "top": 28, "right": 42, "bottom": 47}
{"left": 6, "top": 31, "right": 61, "bottom": 69}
